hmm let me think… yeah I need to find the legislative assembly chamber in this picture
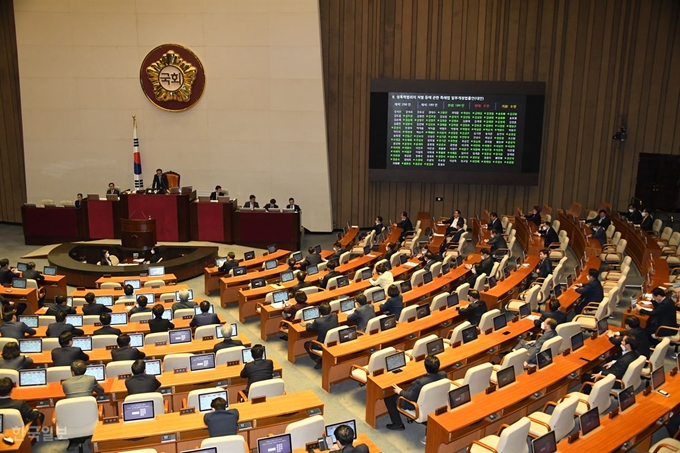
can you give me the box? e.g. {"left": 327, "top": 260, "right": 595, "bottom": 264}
{"left": 0, "top": 1, "right": 680, "bottom": 453}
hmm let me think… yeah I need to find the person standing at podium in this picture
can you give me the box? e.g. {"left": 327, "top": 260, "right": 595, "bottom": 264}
{"left": 152, "top": 168, "right": 169, "bottom": 193}
{"left": 243, "top": 195, "right": 259, "bottom": 209}
{"left": 106, "top": 183, "right": 120, "bottom": 196}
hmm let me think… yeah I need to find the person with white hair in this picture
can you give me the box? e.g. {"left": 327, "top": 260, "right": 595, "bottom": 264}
{"left": 171, "top": 289, "right": 197, "bottom": 311}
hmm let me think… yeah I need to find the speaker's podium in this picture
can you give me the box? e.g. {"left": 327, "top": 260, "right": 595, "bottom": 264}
{"left": 121, "top": 218, "right": 156, "bottom": 249}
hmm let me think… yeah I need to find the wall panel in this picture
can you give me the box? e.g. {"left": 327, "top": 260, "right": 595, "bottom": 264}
{"left": 319, "top": 0, "right": 680, "bottom": 229}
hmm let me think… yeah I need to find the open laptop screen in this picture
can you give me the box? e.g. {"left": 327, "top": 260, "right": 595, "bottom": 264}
{"left": 448, "top": 385, "right": 471, "bottom": 409}
{"left": 385, "top": 351, "right": 406, "bottom": 372}
{"left": 124, "top": 279, "right": 141, "bottom": 289}
{"left": 447, "top": 293, "right": 459, "bottom": 308}
{"left": 280, "top": 271, "right": 294, "bottom": 283}
{"left": 189, "top": 353, "right": 216, "bottom": 371}
{"left": 144, "top": 359, "right": 162, "bottom": 376}
{"left": 169, "top": 329, "right": 192, "bottom": 345}
{"left": 257, "top": 434, "right": 291, "bottom": 453}
{"left": 302, "top": 306, "right": 320, "bottom": 322}
{"left": 18, "top": 315, "right": 38, "bottom": 328}
{"left": 241, "top": 346, "right": 266, "bottom": 364}
{"left": 148, "top": 266, "right": 165, "bottom": 277}
{"left": 18, "top": 338, "right": 42, "bottom": 354}
{"left": 531, "top": 430, "right": 557, "bottom": 453}
{"left": 43, "top": 266, "right": 57, "bottom": 276}
{"left": 19, "top": 369, "right": 47, "bottom": 387}
{"left": 324, "top": 420, "right": 357, "bottom": 444}
{"left": 72, "top": 336, "right": 92, "bottom": 351}
{"left": 267, "top": 244, "right": 277, "bottom": 254}
{"left": 372, "top": 288, "right": 386, "bottom": 303}
{"left": 597, "top": 318, "right": 608, "bottom": 335}
{"left": 426, "top": 338, "right": 445, "bottom": 355}
{"left": 85, "top": 364, "right": 106, "bottom": 382}
{"left": 292, "top": 251, "right": 303, "bottom": 262}
{"left": 122, "top": 400, "right": 155, "bottom": 422}
{"left": 423, "top": 271, "right": 433, "bottom": 284}
{"left": 579, "top": 407, "right": 600, "bottom": 437}
{"left": 496, "top": 366, "right": 516, "bottom": 389}
{"left": 379, "top": 315, "right": 396, "bottom": 331}
{"left": 652, "top": 366, "right": 666, "bottom": 391}
{"left": 250, "top": 277, "right": 266, "bottom": 288}
{"left": 214, "top": 257, "right": 227, "bottom": 268}
{"left": 109, "top": 312, "right": 128, "bottom": 325}
{"left": 619, "top": 386, "right": 635, "bottom": 413}
{"left": 198, "top": 390, "right": 228, "bottom": 412}
{"left": 265, "top": 259, "right": 278, "bottom": 270}
{"left": 492, "top": 314, "right": 507, "bottom": 331}
{"left": 244, "top": 251, "right": 256, "bottom": 260}
{"left": 65, "top": 315, "right": 83, "bottom": 327}
{"left": 338, "top": 326, "right": 358, "bottom": 343}
{"left": 95, "top": 296, "right": 113, "bottom": 306}
{"left": 129, "top": 333, "right": 144, "bottom": 348}
{"left": 306, "top": 265, "right": 319, "bottom": 276}
{"left": 11, "top": 278, "right": 26, "bottom": 289}
{"left": 536, "top": 349, "right": 553, "bottom": 369}
{"left": 340, "top": 299, "right": 355, "bottom": 313}
{"left": 518, "top": 303, "right": 531, "bottom": 318}
{"left": 416, "top": 305, "right": 430, "bottom": 319}
{"left": 461, "top": 325, "right": 478, "bottom": 344}
{"left": 400, "top": 281, "right": 412, "bottom": 293}
{"left": 570, "top": 332, "right": 584, "bottom": 351}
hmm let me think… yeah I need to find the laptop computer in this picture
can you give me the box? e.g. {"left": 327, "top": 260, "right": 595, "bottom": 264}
{"left": 135, "top": 292, "right": 154, "bottom": 304}
{"left": 85, "top": 364, "right": 106, "bottom": 382}
{"left": 18, "top": 338, "right": 42, "bottom": 354}
{"left": 536, "top": 349, "right": 553, "bottom": 369}
{"left": 618, "top": 386, "right": 635, "bottom": 413}
{"left": 124, "top": 279, "right": 141, "bottom": 290}
{"left": 379, "top": 315, "right": 396, "bottom": 331}
{"left": 16, "top": 262, "right": 28, "bottom": 272}
{"left": 441, "top": 263, "right": 450, "bottom": 275}
{"left": 372, "top": 288, "right": 386, "bottom": 303}
{"left": 340, "top": 299, "right": 355, "bottom": 313}
{"left": 324, "top": 420, "right": 357, "bottom": 445}
{"left": 11, "top": 278, "right": 26, "bottom": 289}
{"left": 385, "top": 351, "right": 407, "bottom": 373}
{"left": 72, "top": 336, "right": 92, "bottom": 351}
{"left": 302, "top": 306, "right": 320, "bottom": 322}
{"left": 337, "top": 276, "right": 350, "bottom": 288}
{"left": 416, "top": 305, "right": 430, "bottom": 319}
{"left": 360, "top": 268, "right": 373, "bottom": 281}
{"left": 65, "top": 315, "right": 83, "bottom": 327}
{"left": 214, "top": 257, "right": 227, "bottom": 268}
{"left": 400, "top": 254, "right": 408, "bottom": 265}
{"left": 292, "top": 251, "right": 303, "bottom": 262}
{"left": 338, "top": 326, "right": 358, "bottom": 343}
{"left": 129, "top": 333, "right": 144, "bottom": 348}
{"left": 109, "top": 312, "right": 128, "bottom": 326}
{"left": 197, "top": 390, "right": 228, "bottom": 413}
{"left": 256, "top": 434, "right": 292, "bottom": 453}
{"left": 531, "top": 430, "right": 557, "bottom": 453}
{"left": 496, "top": 366, "right": 516, "bottom": 389}
{"left": 518, "top": 303, "right": 531, "bottom": 318}
{"left": 426, "top": 338, "right": 445, "bottom": 355}
{"left": 462, "top": 325, "right": 478, "bottom": 344}
{"left": 244, "top": 251, "right": 256, "bottom": 260}
{"left": 447, "top": 293, "right": 459, "bottom": 308}
{"left": 144, "top": 359, "right": 162, "bottom": 376}
{"left": 400, "top": 281, "right": 412, "bottom": 293}
{"left": 18, "top": 315, "right": 38, "bottom": 328}
{"left": 232, "top": 266, "right": 247, "bottom": 276}
{"left": 122, "top": 400, "right": 155, "bottom": 422}
{"left": 175, "top": 289, "right": 194, "bottom": 301}
{"left": 492, "top": 314, "right": 507, "bottom": 331}
{"left": 190, "top": 353, "right": 216, "bottom": 371}
{"left": 161, "top": 309, "right": 173, "bottom": 321}
{"left": 43, "top": 266, "right": 57, "bottom": 276}
{"left": 448, "top": 384, "right": 471, "bottom": 409}
{"left": 250, "top": 277, "right": 266, "bottom": 288}
{"left": 169, "top": 329, "right": 192, "bottom": 345}
{"left": 95, "top": 295, "right": 114, "bottom": 307}
{"left": 651, "top": 366, "right": 666, "bottom": 391}
{"left": 488, "top": 276, "right": 497, "bottom": 288}
{"left": 553, "top": 285, "right": 562, "bottom": 297}
{"left": 423, "top": 271, "right": 433, "bottom": 284}
{"left": 148, "top": 266, "right": 165, "bottom": 277}
{"left": 265, "top": 259, "right": 278, "bottom": 270}
{"left": 280, "top": 271, "right": 294, "bottom": 283}
{"left": 597, "top": 319, "right": 608, "bottom": 335}
{"left": 19, "top": 369, "right": 47, "bottom": 387}
{"left": 314, "top": 245, "right": 322, "bottom": 254}
{"left": 241, "top": 346, "right": 266, "bottom": 364}
{"left": 307, "top": 265, "right": 319, "bottom": 276}
{"left": 272, "top": 291, "right": 289, "bottom": 306}
{"left": 579, "top": 407, "right": 601, "bottom": 437}
{"left": 571, "top": 332, "right": 584, "bottom": 351}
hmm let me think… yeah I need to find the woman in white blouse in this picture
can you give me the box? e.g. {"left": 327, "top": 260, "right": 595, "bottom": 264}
{"left": 369, "top": 262, "right": 394, "bottom": 289}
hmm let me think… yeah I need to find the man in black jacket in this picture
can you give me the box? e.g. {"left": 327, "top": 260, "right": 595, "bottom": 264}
{"left": 125, "top": 359, "right": 162, "bottom": 395}
{"left": 443, "top": 210, "right": 465, "bottom": 238}
{"left": 590, "top": 224, "right": 607, "bottom": 246}
{"left": 465, "top": 248, "right": 494, "bottom": 287}
{"left": 218, "top": 252, "right": 239, "bottom": 274}
{"left": 152, "top": 168, "right": 169, "bottom": 192}
{"left": 581, "top": 335, "right": 639, "bottom": 392}
{"left": 0, "top": 259, "right": 20, "bottom": 285}
{"left": 0, "top": 311, "right": 36, "bottom": 339}
{"left": 607, "top": 316, "right": 650, "bottom": 358}
{"left": 0, "top": 377, "right": 44, "bottom": 436}
{"left": 640, "top": 209, "right": 654, "bottom": 232}
{"left": 396, "top": 211, "right": 413, "bottom": 241}
{"left": 303, "top": 302, "right": 338, "bottom": 369}
{"left": 641, "top": 287, "right": 678, "bottom": 343}
{"left": 240, "top": 344, "right": 274, "bottom": 395}
{"left": 82, "top": 292, "right": 112, "bottom": 315}
{"left": 320, "top": 261, "right": 341, "bottom": 289}
{"left": 92, "top": 313, "right": 122, "bottom": 336}
{"left": 46, "top": 310, "right": 84, "bottom": 337}
{"left": 536, "top": 221, "right": 559, "bottom": 248}
{"left": 486, "top": 230, "right": 508, "bottom": 256}
{"left": 22, "top": 262, "right": 44, "bottom": 284}
{"left": 526, "top": 249, "right": 552, "bottom": 289}
{"left": 333, "top": 425, "right": 369, "bottom": 453}
{"left": 623, "top": 203, "right": 643, "bottom": 224}
{"left": 190, "top": 301, "right": 221, "bottom": 327}
{"left": 213, "top": 324, "right": 243, "bottom": 352}
{"left": 370, "top": 216, "right": 385, "bottom": 237}
{"left": 522, "top": 206, "right": 542, "bottom": 226}
{"left": 300, "top": 247, "right": 323, "bottom": 269}
{"left": 457, "top": 290, "right": 487, "bottom": 327}
{"left": 347, "top": 294, "right": 375, "bottom": 333}
{"left": 384, "top": 355, "right": 447, "bottom": 430}
{"left": 487, "top": 212, "right": 503, "bottom": 234}
{"left": 46, "top": 295, "right": 76, "bottom": 316}
{"left": 52, "top": 332, "right": 89, "bottom": 366}
{"left": 574, "top": 269, "right": 604, "bottom": 314}
{"left": 586, "top": 209, "right": 611, "bottom": 230}
{"left": 203, "top": 397, "right": 239, "bottom": 438}
{"left": 111, "top": 334, "right": 146, "bottom": 361}
{"left": 533, "top": 298, "right": 567, "bottom": 327}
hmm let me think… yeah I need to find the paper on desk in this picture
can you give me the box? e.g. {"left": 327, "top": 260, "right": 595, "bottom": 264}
{"left": 402, "top": 262, "right": 419, "bottom": 267}
{"left": 527, "top": 315, "right": 540, "bottom": 321}
{"left": 132, "top": 258, "right": 145, "bottom": 263}
{"left": 522, "top": 263, "right": 531, "bottom": 267}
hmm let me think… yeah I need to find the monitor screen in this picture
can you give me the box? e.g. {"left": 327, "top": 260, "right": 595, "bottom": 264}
{"left": 462, "top": 325, "right": 478, "bottom": 344}
{"left": 337, "top": 276, "right": 350, "bottom": 288}
{"left": 265, "top": 259, "right": 278, "bottom": 270}
{"left": 257, "top": 434, "right": 292, "bottom": 453}
{"left": 85, "top": 364, "right": 106, "bottom": 382}
{"left": 652, "top": 366, "right": 666, "bottom": 391}
{"left": 95, "top": 295, "right": 113, "bottom": 307}
{"left": 181, "top": 447, "right": 217, "bottom": 453}
{"left": 492, "top": 314, "right": 507, "bottom": 331}
{"left": 579, "top": 407, "right": 600, "bottom": 437}
{"left": 361, "top": 268, "right": 373, "bottom": 280}
{"left": 241, "top": 346, "right": 266, "bottom": 364}
{"left": 267, "top": 244, "right": 277, "bottom": 254}
{"left": 338, "top": 326, "right": 358, "bottom": 343}
{"left": 385, "top": 351, "right": 406, "bottom": 372}
{"left": 65, "top": 315, "right": 83, "bottom": 327}
{"left": 129, "top": 333, "right": 144, "bottom": 348}
{"left": 597, "top": 319, "right": 608, "bottom": 335}
{"left": 423, "top": 271, "right": 433, "bottom": 284}
{"left": 18, "top": 315, "right": 38, "bottom": 328}
{"left": 536, "top": 349, "right": 553, "bottom": 369}
{"left": 496, "top": 366, "right": 516, "bottom": 389}
{"left": 518, "top": 303, "right": 531, "bottom": 318}
{"left": 292, "top": 251, "right": 303, "bottom": 262}
{"left": 306, "top": 265, "right": 319, "bottom": 276}
{"left": 43, "top": 266, "right": 57, "bottom": 276}
{"left": 169, "top": 329, "right": 192, "bottom": 345}
{"left": 11, "top": 278, "right": 26, "bottom": 289}
{"left": 122, "top": 400, "right": 155, "bottom": 422}
{"left": 109, "top": 312, "right": 128, "bottom": 325}
{"left": 379, "top": 315, "right": 396, "bottom": 331}
{"left": 553, "top": 285, "right": 562, "bottom": 297}
{"left": 19, "top": 369, "right": 47, "bottom": 387}
{"left": 488, "top": 276, "right": 497, "bottom": 288}
{"left": 399, "top": 254, "right": 408, "bottom": 264}
{"left": 232, "top": 266, "right": 247, "bottom": 276}
{"left": 531, "top": 430, "right": 557, "bottom": 453}
{"left": 447, "top": 293, "right": 459, "bottom": 307}
{"left": 145, "top": 359, "right": 162, "bottom": 376}
{"left": 215, "top": 323, "right": 238, "bottom": 339}
{"left": 214, "top": 257, "right": 227, "bottom": 268}
{"left": 194, "top": 304, "right": 215, "bottom": 315}
{"left": 198, "top": 390, "right": 228, "bottom": 412}
{"left": 124, "top": 279, "right": 141, "bottom": 289}
{"left": 148, "top": 266, "right": 165, "bottom": 277}
{"left": 72, "top": 336, "right": 92, "bottom": 351}
{"left": 302, "top": 307, "right": 320, "bottom": 322}
{"left": 250, "top": 277, "right": 267, "bottom": 288}
{"left": 618, "top": 386, "right": 635, "bottom": 413}
{"left": 324, "top": 420, "right": 357, "bottom": 444}
{"left": 161, "top": 309, "right": 173, "bottom": 321}
{"left": 16, "top": 262, "right": 28, "bottom": 272}
{"left": 372, "top": 288, "right": 386, "bottom": 303}
{"left": 416, "top": 305, "right": 430, "bottom": 319}
{"left": 135, "top": 292, "right": 154, "bottom": 305}
{"left": 448, "top": 385, "right": 471, "bottom": 409}
{"left": 272, "top": 291, "right": 289, "bottom": 304}
{"left": 244, "top": 251, "right": 256, "bottom": 260}
{"left": 400, "top": 281, "right": 412, "bottom": 293}
{"left": 314, "top": 245, "right": 322, "bottom": 254}
{"left": 190, "top": 353, "right": 216, "bottom": 371}
{"left": 570, "top": 332, "right": 584, "bottom": 352}
{"left": 18, "top": 338, "right": 42, "bottom": 354}
{"left": 175, "top": 289, "right": 194, "bottom": 301}
{"left": 280, "top": 271, "right": 294, "bottom": 283}
{"left": 340, "top": 299, "right": 355, "bottom": 313}
{"left": 426, "top": 338, "right": 445, "bottom": 356}
{"left": 442, "top": 263, "right": 450, "bottom": 275}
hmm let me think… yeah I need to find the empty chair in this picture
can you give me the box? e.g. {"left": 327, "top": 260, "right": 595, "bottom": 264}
{"left": 55, "top": 397, "right": 99, "bottom": 452}
{"left": 350, "top": 347, "right": 396, "bottom": 384}
{"left": 0, "top": 370, "right": 19, "bottom": 383}
{"left": 563, "top": 373, "right": 616, "bottom": 416}
{"left": 298, "top": 286, "right": 319, "bottom": 296}
{"left": 124, "top": 392, "right": 166, "bottom": 415}
{"left": 285, "top": 415, "right": 325, "bottom": 450}
{"left": 47, "top": 366, "right": 74, "bottom": 383}
{"left": 445, "top": 321, "right": 472, "bottom": 345}
{"left": 363, "top": 315, "right": 388, "bottom": 335}
{"left": 657, "top": 227, "right": 673, "bottom": 246}
{"left": 410, "top": 269, "right": 426, "bottom": 288}
{"left": 527, "top": 394, "right": 579, "bottom": 441}
{"left": 130, "top": 312, "right": 152, "bottom": 323}
{"left": 478, "top": 309, "right": 501, "bottom": 333}
{"left": 72, "top": 297, "right": 87, "bottom": 307}
{"left": 451, "top": 362, "right": 493, "bottom": 397}
{"left": 473, "top": 273, "right": 487, "bottom": 292}
{"left": 106, "top": 360, "right": 135, "bottom": 379}
{"left": 353, "top": 267, "right": 372, "bottom": 282}
{"left": 491, "top": 348, "right": 527, "bottom": 383}
{"left": 549, "top": 236, "right": 569, "bottom": 261}
{"left": 144, "top": 279, "right": 165, "bottom": 288}
{"left": 555, "top": 322, "right": 582, "bottom": 353}
{"left": 306, "top": 326, "right": 347, "bottom": 362}
{"left": 642, "top": 338, "right": 671, "bottom": 378}
{"left": 398, "top": 305, "right": 419, "bottom": 323}
{"left": 83, "top": 315, "right": 100, "bottom": 326}
{"left": 405, "top": 334, "right": 444, "bottom": 360}
{"left": 144, "top": 332, "right": 169, "bottom": 346}
{"left": 600, "top": 239, "right": 627, "bottom": 264}
{"left": 41, "top": 338, "right": 60, "bottom": 352}
{"left": 38, "top": 315, "right": 54, "bottom": 327}
{"left": 173, "top": 308, "right": 195, "bottom": 319}
{"left": 100, "top": 282, "right": 121, "bottom": 290}
{"left": 648, "top": 439, "right": 680, "bottom": 453}
{"left": 325, "top": 275, "right": 343, "bottom": 291}
{"left": 429, "top": 292, "right": 450, "bottom": 312}
{"left": 573, "top": 297, "right": 609, "bottom": 330}
{"left": 469, "top": 416, "right": 531, "bottom": 453}
{"left": 429, "top": 261, "right": 442, "bottom": 277}
{"left": 92, "top": 334, "right": 118, "bottom": 350}
{"left": 158, "top": 293, "right": 175, "bottom": 303}
{"left": 506, "top": 284, "right": 540, "bottom": 313}
{"left": 239, "top": 378, "right": 284, "bottom": 402}
{"left": 215, "top": 346, "right": 246, "bottom": 365}
{"left": 195, "top": 324, "right": 221, "bottom": 340}
{"left": 352, "top": 231, "right": 375, "bottom": 255}
{"left": 163, "top": 353, "right": 192, "bottom": 372}
{"left": 444, "top": 232, "right": 469, "bottom": 259}
{"left": 200, "top": 435, "right": 247, "bottom": 453}
{"left": 0, "top": 409, "right": 24, "bottom": 430}
{"left": 455, "top": 283, "right": 470, "bottom": 303}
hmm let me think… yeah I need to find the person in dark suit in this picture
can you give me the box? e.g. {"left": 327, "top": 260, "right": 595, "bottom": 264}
{"left": 574, "top": 269, "right": 604, "bottom": 314}
{"left": 52, "top": 332, "right": 89, "bottom": 366}
{"left": 190, "top": 301, "right": 221, "bottom": 327}
{"left": 420, "top": 250, "right": 442, "bottom": 273}
{"left": 332, "top": 425, "right": 369, "bottom": 453}
{"left": 536, "top": 221, "right": 559, "bottom": 248}
{"left": 607, "top": 316, "right": 650, "bottom": 358}
{"left": 171, "top": 289, "right": 197, "bottom": 311}
{"left": 264, "top": 198, "right": 278, "bottom": 211}
{"left": 46, "top": 295, "right": 77, "bottom": 317}
{"left": 290, "top": 272, "right": 310, "bottom": 294}
{"left": 379, "top": 284, "right": 403, "bottom": 321}
{"left": 47, "top": 310, "right": 84, "bottom": 337}
{"left": 145, "top": 247, "right": 163, "bottom": 264}
{"left": 82, "top": 292, "right": 112, "bottom": 316}
{"left": 203, "top": 396, "right": 239, "bottom": 437}
{"left": 395, "top": 211, "right": 414, "bottom": 241}
{"left": 522, "top": 206, "right": 542, "bottom": 226}
{"left": 586, "top": 209, "right": 611, "bottom": 230}
{"left": 300, "top": 247, "right": 323, "bottom": 269}
{"left": 0, "top": 342, "right": 34, "bottom": 370}
{"left": 370, "top": 216, "right": 385, "bottom": 237}
{"left": 213, "top": 324, "right": 244, "bottom": 352}
{"left": 640, "top": 209, "right": 654, "bottom": 231}
{"left": 62, "top": 360, "right": 104, "bottom": 398}
{"left": 92, "top": 312, "right": 122, "bottom": 336}
{"left": 240, "top": 344, "right": 274, "bottom": 395}
{"left": 641, "top": 288, "right": 678, "bottom": 342}
{"left": 582, "top": 335, "right": 639, "bottom": 392}
{"left": 0, "top": 295, "right": 27, "bottom": 319}
{"left": 243, "top": 194, "right": 259, "bottom": 209}
{"left": 486, "top": 230, "right": 508, "bottom": 256}
{"left": 106, "top": 182, "right": 120, "bottom": 196}
{"left": 148, "top": 304, "right": 175, "bottom": 333}
{"left": 74, "top": 193, "right": 83, "bottom": 209}
{"left": 514, "top": 318, "right": 557, "bottom": 366}
{"left": 210, "top": 185, "right": 226, "bottom": 200}
{"left": 347, "top": 294, "right": 375, "bottom": 333}
{"left": 303, "top": 302, "right": 339, "bottom": 369}
{"left": 0, "top": 311, "right": 36, "bottom": 339}
{"left": 320, "top": 261, "right": 341, "bottom": 289}
{"left": 286, "top": 198, "right": 301, "bottom": 213}
{"left": 0, "top": 377, "right": 44, "bottom": 434}
{"left": 218, "top": 252, "right": 239, "bottom": 274}
{"left": 384, "top": 242, "right": 399, "bottom": 268}
{"left": 111, "top": 334, "right": 146, "bottom": 361}
{"left": 533, "top": 298, "right": 567, "bottom": 327}
{"left": 623, "top": 203, "right": 643, "bottom": 224}
{"left": 458, "top": 290, "right": 487, "bottom": 326}
{"left": 590, "top": 224, "right": 607, "bottom": 246}
{"left": 125, "top": 359, "right": 162, "bottom": 395}
{"left": 329, "top": 241, "right": 348, "bottom": 262}
{"left": 129, "top": 295, "right": 152, "bottom": 315}
{"left": 384, "top": 355, "right": 447, "bottom": 430}
{"left": 0, "top": 259, "right": 20, "bottom": 285}
{"left": 526, "top": 249, "right": 552, "bottom": 289}
{"left": 465, "top": 248, "right": 494, "bottom": 287}
{"left": 22, "top": 261, "right": 44, "bottom": 285}
{"left": 282, "top": 291, "right": 309, "bottom": 320}
{"left": 116, "top": 284, "right": 136, "bottom": 303}
{"left": 152, "top": 168, "right": 169, "bottom": 192}
{"left": 284, "top": 257, "right": 298, "bottom": 272}
{"left": 487, "top": 212, "right": 503, "bottom": 234}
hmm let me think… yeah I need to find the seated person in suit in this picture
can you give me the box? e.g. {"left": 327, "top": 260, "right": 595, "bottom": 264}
{"left": 145, "top": 246, "right": 162, "bottom": 264}
{"left": 384, "top": 355, "right": 447, "bottom": 430}
{"left": 218, "top": 251, "right": 238, "bottom": 274}
{"left": 92, "top": 312, "right": 122, "bottom": 336}
{"left": 640, "top": 208, "right": 654, "bottom": 231}
{"left": 240, "top": 344, "right": 274, "bottom": 395}
{"left": 47, "top": 310, "right": 84, "bottom": 337}
{"left": 465, "top": 248, "right": 494, "bottom": 287}
{"left": 52, "top": 331, "right": 89, "bottom": 367}
{"left": 125, "top": 359, "right": 162, "bottom": 395}
{"left": 486, "top": 230, "right": 508, "bottom": 255}
{"left": 641, "top": 287, "right": 678, "bottom": 343}
{"left": 117, "top": 284, "right": 136, "bottom": 302}
{"left": 0, "top": 310, "right": 36, "bottom": 339}
{"left": 203, "top": 396, "right": 239, "bottom": 438}
{"left": 75, "top": 193, "right": 83, "bottom": 209}
{"left": 622, "top": 203, "right": 643, "bottom": 224}
{"left": 607, "top": 316, "right": 650, "bottom": 358}
{"left": 0, "top": 377, "right": 44, "bottom": 436}
{"left": 106, "top": 182, "right": 120, "bottom": 195}
{"left": 320, "top": 261, "right": 341, "bottom": 289}
{"left": 210, "top": 185, "right": 226, "bottom": 200}
{"left": 419, "top": 250, "right": 442, "bottom": 273}
{"left": 62, "top": 359, "right": 104, "bottom": 398}
{"left": 148, "top": 303, "right": 175, "bottom": 333}
{"left": 22, "top": 261, "right": 44, "bottom": 284}
{"left": 487, "top": 212, "right": 503, "bottom": 234}
{"left": 129, "top": 295, "right": 152, "bottom": 315}
{"left": 590, "top": 224, "right": 607, "bottom": 246}
{"left": 457, "top": 290, "right": 487, "bottom": 327}
{"left": 371, "top": 216, "right": 385, "bottom": 237}
{"left": 213, "top": 323, "right": 244, "bottom": 352}
{"left": 285, "top": 257, "right": 297, "bottom": 272}
{"left": 82, "top": 291, "right": 112, "bottom": 315}
{"left": 586, "top": 209, "right": 611, "bottom": 229}
{"left": 264, "top": 198, "right": 278, "bottom": 211}
{"left": 347, "top": 294, "right": 375, "bottom": 333}
{"left": 526, "top": 249, "right": 552, "bottom": 288}
{"left": 384, "top": 242, "right": 399, "bottom": 268}
{"left": 0, "top": 341, "right": 34, "bottom": 370}
{"left": 152, "top": 168, "right": 169, "bottom": 193}
{"left": 380, "top": 284, "right": 403, "bottom": 321}
{"left": 100, "top": 249, "right": 114, "bottom": 266}
{"left": 286, "top": 197, "right": 301, "bottom": 213}
{"left": 291, "top": 272, "right": 310, "bottom": 294}
{"left": 574, "top": 269, "right": 604, "bottom": 314}
{"left": 533, "top": 298, "right": 567, "bottom": 328}
{"left": 303, "top": 302, "right": 339, "bottom": 369}
{"left": 300, "top": 247, "right": 323, "bottom": 268}
{"left": 172, "top": 289, "right": 197, "bottom": 311}
{"left": 329, "top": 241, "right": 348, "bottom": 261}
{"left": 0, "top": 294, "right": 27, "bottom": 318}
{"left": 443, "top": 210, "right": 465, "bottom": 238}
{"left": 45, "top": 296, "right": 76, "bottom": 316}
{"left": 190, "top": 301, "right": 221, "bottom": 327}
{"left": 395, "top": 211, "right": 414, "bottom": 241}
{"left": 331, "top": 425, "right": 369, "bottom": 453}
{"left": 0, "top": 259, "right": 20, "bottom": 285}
{"left": 283, "top": 291, "right": 309, "bottom": 321}
{"left": 243, "top": 194, "right": 259, "bottom": 209}
{"left": 535, "top": 220, "right": 559, "bottom": 248}
{"left": 111, "top": 334, "right": 146, "bottom": 361}
{"left": 522, "top": 205, "right": 542, "bottom": 226}
{"left": 581, "top": 335, "right": 639, "bottom": 392}
{"left": 514, "top": 318, "right": 557, "bottom": 367}
{"left": 369, "top": 263, "right": 394, "bottom": 290}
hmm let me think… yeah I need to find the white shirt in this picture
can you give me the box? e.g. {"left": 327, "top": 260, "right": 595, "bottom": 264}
{"left": 369, "top": 271, "right": 394, "bottom": 290}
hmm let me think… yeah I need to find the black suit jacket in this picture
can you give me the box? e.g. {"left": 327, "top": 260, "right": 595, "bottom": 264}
{"left": 204, "top": 408, "right": 240, "bottom": 437}
{"left": 0, "top": 268, "right": 20, "bottom": 285}
{"left": 627, "top": 210, "right": 643, "bottom": 224}
{"left": 537, "top": 258, "right": 552, "bottom": 279}
{"left": 213, "top": 338, "right": 244, "bottom": 352}
{"left": 643, "top": 297, "right": 678, "bottom": 335}
{"left": 152, "top": 173, "right": 169, "bottom": 191}
{"left": 640, "top": 215, "right": 653, "bottom": 231}
{"left": 190, "top": 312, "right": 221, "bottom": 327}
{"left": 400, "top": 371, "right": 448, "bottom": 405}
{"left": 286, "top": 203, "right": 301, "bottom": 213}
{"left": 320, "top": 270, "right": 341, "bottom": 289}
{"left": 240, "top": 359, "right": 274, "bottom": 393}
{"left": 301, "top": 253, "right": 323, "bottom": 268}
{"left": 0, "top": 397, "right": 40, "bottom": 423}
{"left": 93, "top": 325, "right": 121, "bottom": 336}
{"left": 125, "top": 374, "right": 162, "bottom": 395}
{"left": 243, "top": 201, "right": 260, "bottom": 208}
{"left": 534, "top": 310, "right": 567, "bottom": 327}
{"left": 609, "top": 327, "right": 650, "bottom": 358}
{"left": 396, "top": 217, "right": 414, "bottom": 233}
{"left": 606, "top": 350, "right": 640, "bottom": 380}
{"left": 524, "top": 212, "right": 542, "bottom": 226}
{"left": 587, "top": 216, "right": 611, "bottom": 230}
{"left": 306, "top": 313, "right": 339, "bottom": 343}
{"left": 487, "top": 234, "right": 507, "bottom": 253}
{"left": 111, "top": 346, "right": 145, "bottom": 361}
{"left": 106, "top": 189, "right": 120, "bottom": 195}
{"left": 52, "top": 346, "right": 89, "bottom": 367}
{"left": 475, "top": 257, "right": 494, "bottom": 277}
{"left": 46, "top": 322, "right": 83, "bottom": 338}
{"left": 22, "top": 269, "right": 44, "bottom": 283}
{"left": 540, "top": 227, "right": 559, "bottom": 248}
{"left": 82, "top": 303, "right": 111, "bottom": 315}
{"left": 148, "top": 318, "right": 175, "bottom": 333}
{"left": 487, "top": 218, "right": 503, "bottom": 234}
{"left": 458, "top": 300, "right": 488, "bottom": 326}
{"left": 575, "top": 279, "right": 604, "bottom": 303}
{"left": 339, "top": 445, "right": 370, "bottom": 453}
{"left": 347, "top": 304, "right": 376, "bottom": 333}
{"left": 219, "top": 259, "right": 239, "bottom": 274}
{"left": 45, "top": 304, "right": 76, "bottom": 316}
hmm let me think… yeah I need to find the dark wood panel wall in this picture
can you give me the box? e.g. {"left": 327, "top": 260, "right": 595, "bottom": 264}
{"left": 0, "top": 0, "right": 25, "bottom": 224}
{"left": 319, "top": 0, "right": 680, "bottom": 228}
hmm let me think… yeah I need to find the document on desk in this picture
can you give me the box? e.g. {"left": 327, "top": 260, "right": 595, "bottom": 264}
{"left": 527, "top": 315, "right": 540, "bottom": 321}
{"left": 402, "top": 262, "right": 419, "bottom": 268}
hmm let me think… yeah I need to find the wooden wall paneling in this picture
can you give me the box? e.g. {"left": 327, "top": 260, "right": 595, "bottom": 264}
{"left": 657, "top": 5, "right": 679, "bottom": 154}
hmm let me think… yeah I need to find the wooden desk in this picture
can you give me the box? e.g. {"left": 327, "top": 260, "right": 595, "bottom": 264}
{"left": 92, "top": 390, "right": 323, "bottom": 452}
{"left": 364, "top": 318, "right": 536, "bottom": 427}
{"left": 377, "top": 227, "right": 401, "bottom": 255}
{"left": 0, "top": 428, "right": 30, "bottom": 453}
{"left": 68, "top": 284, "right": 189, "bottom": 300}
{"left": 481, "top": 256, "right": 539, "bottom": 311}
{"left": 293, "top": 433, "right": 381, "bottom": 453}
{"left": 0, "top": 287, "right": 39, "bottom": 314}
{"left": 40, "top": 275, "right": 68, "bottom": 301}
{"left": 203, "top": 249, "right": 290, "bottom": 296}
{"left": 425, "top": 335, "right": 613, "bottom": 453}
{"left": 557, "top": 256, "right": 602, "bottom": 313}
{"left": 513, "top": 215, "right": 542, "bottom": 255}
{"left": 219, "top": 263, "right": 296, "bottom": 307}
{"left": 339, "top": 226, "right": 360, "bottom": 249}
{"left": 558, "top": 211, "right": 601, "bottom": 258}
{"left": 34, "top": 298, "right": 204, "bottom": 317}
{"left": 95, "top": 274, "right": 178, "bottom": 288}
{"left": 610, "top": 214, "right": 662, "bottom": 277}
